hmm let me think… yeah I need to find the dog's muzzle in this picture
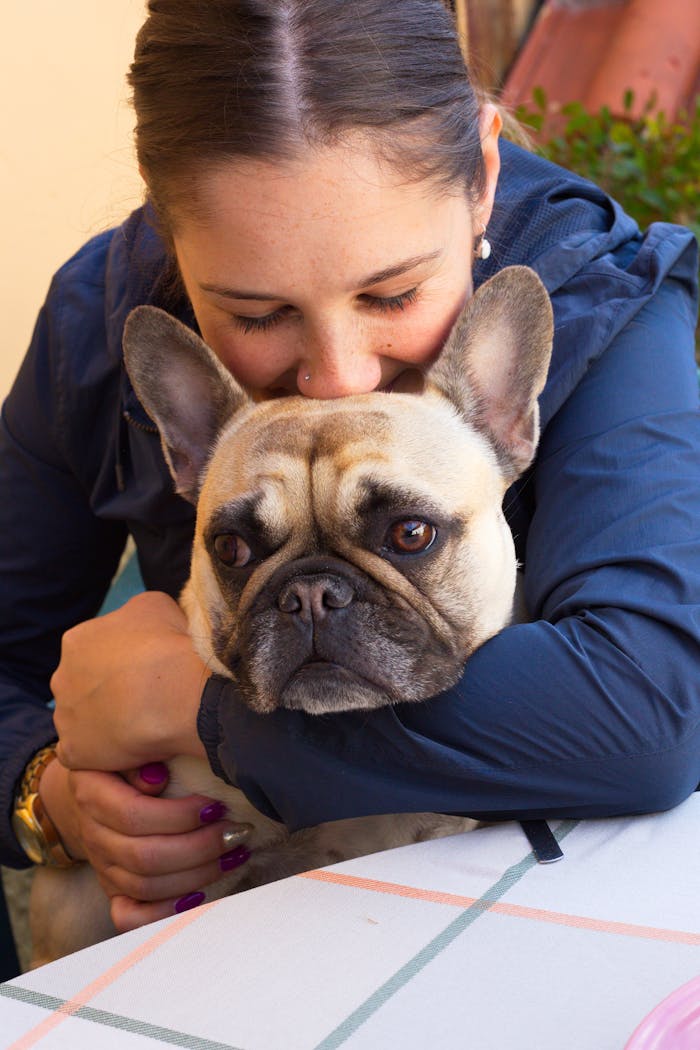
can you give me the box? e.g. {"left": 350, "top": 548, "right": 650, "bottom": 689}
{"left": 225, "top": 554, "right": 458, "bottom": 715}
{"left": 229, "top": 555, "right": 408, "bottom": 713}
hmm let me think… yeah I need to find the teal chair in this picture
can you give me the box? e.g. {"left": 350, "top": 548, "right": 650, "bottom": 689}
{"left": 98, "top": 548, "right": 145, "bottom": 614}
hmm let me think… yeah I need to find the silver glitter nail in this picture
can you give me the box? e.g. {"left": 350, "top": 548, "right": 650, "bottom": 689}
{"left": 222, "top": 824, "right": 253, "bottom": 849}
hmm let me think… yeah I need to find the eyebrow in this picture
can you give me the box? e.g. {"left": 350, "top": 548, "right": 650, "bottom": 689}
{"left": 355, "top": 250, "right": 442, "bottom": 289}
{"left": 199, "top": 250, "right": 443, "bottom": 302}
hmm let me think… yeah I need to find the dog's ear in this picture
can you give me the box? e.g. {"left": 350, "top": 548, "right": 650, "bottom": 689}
{"left": 123, "top": 305, "right": 251, "bottom": 503}
{"left": 426, "top": 266, "right": 553, "bottom": 482}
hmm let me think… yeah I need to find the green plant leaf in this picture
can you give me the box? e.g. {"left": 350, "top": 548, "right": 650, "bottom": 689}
{"left": 532, "top": 85, "right": 547, "bottom": 112}
{"left": 515, "top": 86, "right": 700, "bottom": 363}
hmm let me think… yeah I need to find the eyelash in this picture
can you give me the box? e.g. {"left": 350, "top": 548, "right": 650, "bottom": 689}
{"left": 232, "top": 287, "right": 420, "bottom": 334}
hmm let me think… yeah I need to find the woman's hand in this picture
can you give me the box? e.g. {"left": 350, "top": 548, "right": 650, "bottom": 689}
{"left": 40, "top": 758, "right": 252, "bottom": 932}
{"left": 51, "top": 591, "right": 209, "bottom": 771}
{"left": 47, "top": 591, "right": 252, "bottom": 931}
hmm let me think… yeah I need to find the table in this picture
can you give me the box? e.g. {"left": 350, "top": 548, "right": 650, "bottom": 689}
{"left": 2, "top": 794, "right": 699, "bottom": 1049}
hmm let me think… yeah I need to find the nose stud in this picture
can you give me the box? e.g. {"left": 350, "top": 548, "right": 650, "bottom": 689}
{"left": 303, "top": 373, "right": 311, "bottom": 382}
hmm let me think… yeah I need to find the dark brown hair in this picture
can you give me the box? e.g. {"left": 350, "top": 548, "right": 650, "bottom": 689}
{"left": 128, "top": 0, "right": 486, "bottom": 228}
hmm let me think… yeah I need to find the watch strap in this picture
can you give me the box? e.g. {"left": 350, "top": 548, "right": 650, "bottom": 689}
{"left": 14, "top": 745, "right": 77, "bottom": 868}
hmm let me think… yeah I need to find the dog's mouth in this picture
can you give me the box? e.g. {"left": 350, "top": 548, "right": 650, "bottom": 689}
{"left": 280, "top": 658, "right": 394, "bottom": 713}
{"left": 295, "top": 658, "right": 342, "bottom": 673}
{"left": 290, "top": 657, "right": 378, "bottom": 688}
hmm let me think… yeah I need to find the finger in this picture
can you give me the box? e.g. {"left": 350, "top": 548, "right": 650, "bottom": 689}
{"left": 103, "top": 843, "right": 251, "bottom": 903}
{"left": 72, "top": 771, "right": 237, "bottom": 836}
{"left": 125, "top": 590, "right": 189, "bottom": 629}
{"left": 111, "top": 891, "right": 207, "bottom": 934}
{"left": 122, "top": 764, "right": 170, "bottom": 796}
{"left": 54, "top": 738, "right": 75, "bottom": 769}
{"left": 95, "top": 818, "right": 252, "bottom": 879}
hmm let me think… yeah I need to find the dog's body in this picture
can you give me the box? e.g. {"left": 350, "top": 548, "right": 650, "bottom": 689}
{"left": 30, "top": 266, "right": 553, "bottom": 967}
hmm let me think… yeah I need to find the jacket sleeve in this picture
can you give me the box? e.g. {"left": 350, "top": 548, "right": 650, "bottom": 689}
{"left": 0, "top": 292, "right": 126, "bottom": 867}
{"left": 198, "top": 270, "right": 700, "bottom": 830}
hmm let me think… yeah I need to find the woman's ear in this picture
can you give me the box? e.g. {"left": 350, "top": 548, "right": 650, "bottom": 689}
{"left": 476, "top": 102, "right": 502, "bottom": 230}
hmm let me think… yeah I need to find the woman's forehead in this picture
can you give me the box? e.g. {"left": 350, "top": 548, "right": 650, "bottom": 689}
{"left": 179, "top": 135, "right": 466, "bottom": 221}
{"left": 171, "top": 144, "right": 472, "bottom": 292}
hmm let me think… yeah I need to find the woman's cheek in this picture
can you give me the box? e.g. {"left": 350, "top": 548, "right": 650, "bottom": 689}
{"left": 401, "top": 283, "right": 471, "bottom": 365}
{"left": 386, "top": 310, "right": 456, "bottom": 368}
{"left": 210, "top": 332, "right": 296, "bottom": 389}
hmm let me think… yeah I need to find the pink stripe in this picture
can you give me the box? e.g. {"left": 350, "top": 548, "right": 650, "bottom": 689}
{"left": 300, "top": 869, "right": 700, "bottom": 946}
{"left": 9, "top": 901, "right": 215, "bottom": 1050}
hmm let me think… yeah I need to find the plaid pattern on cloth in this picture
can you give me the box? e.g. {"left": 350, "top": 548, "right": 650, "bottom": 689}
{"left": 2, "top": 795, "right": 699, "bottom": 1049}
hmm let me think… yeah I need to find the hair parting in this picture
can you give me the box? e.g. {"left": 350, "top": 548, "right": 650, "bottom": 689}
{"left": 128, "top": 0, "right": 488, "bottom": 234}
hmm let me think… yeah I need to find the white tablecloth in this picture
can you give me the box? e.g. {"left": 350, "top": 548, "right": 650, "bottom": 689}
{"left": 2, "top": 794, "right": 699, "bottom": 1049}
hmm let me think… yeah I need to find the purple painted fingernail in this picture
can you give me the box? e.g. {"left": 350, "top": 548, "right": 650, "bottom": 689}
{"left": 199, "top": 801, "right": 227, "bottom": 824}
{"left": 219, "top": 845, "right": 252, "bottom": 873}
{"left": 174, "top": 891, "right": 206, "bottom": 913}
{"left": 139, "top": 762, "right": 168, "bottom": 785}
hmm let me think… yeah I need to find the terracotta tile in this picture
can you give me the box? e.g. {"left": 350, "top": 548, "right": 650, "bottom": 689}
{"left": 502, "top": 0, "right": 700, "bottom": 123}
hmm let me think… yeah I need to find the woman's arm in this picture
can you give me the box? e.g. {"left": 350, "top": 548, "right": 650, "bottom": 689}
{"left": 0, "top": 299, "right": 127, "bottom": 866}
{"left": 198, "top": 271, "right": 700, "bottom": 827}
{"left": 50, "top": 261, "right": 699, "bottom": 827}
{"left": 1, "top": 274, "right": 250, "bottom": 931}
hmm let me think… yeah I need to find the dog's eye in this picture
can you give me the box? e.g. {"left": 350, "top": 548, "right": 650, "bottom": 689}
{"left": 385, "top": 520, "right": 437, "bottom": 555}
{"left": 213, "top": 533, "right": 253, "bottom": 567}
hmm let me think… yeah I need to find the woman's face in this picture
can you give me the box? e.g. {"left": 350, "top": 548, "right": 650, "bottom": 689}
{"left": 171, "top": 123, "right": 500, "bottom": 400}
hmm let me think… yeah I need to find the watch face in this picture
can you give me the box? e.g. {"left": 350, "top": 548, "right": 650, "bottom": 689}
{"left": 12, "top": 806, "right": 45, "bottom": 865}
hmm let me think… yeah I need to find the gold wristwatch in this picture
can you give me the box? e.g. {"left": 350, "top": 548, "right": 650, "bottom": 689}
{"left": 12, "top": 745, "right": 76, "bottom": 867}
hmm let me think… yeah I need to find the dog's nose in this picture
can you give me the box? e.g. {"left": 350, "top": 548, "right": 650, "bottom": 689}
{"left": 277, "top": 574, "right": 354, "bottom": 623}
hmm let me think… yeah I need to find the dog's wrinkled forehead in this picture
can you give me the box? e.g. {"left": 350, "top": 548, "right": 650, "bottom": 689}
{"left": 198, "top": 392, "right": 500, "bottom": 537}
{"left": 246, "top": 405, "right": 391, "bottom": 463}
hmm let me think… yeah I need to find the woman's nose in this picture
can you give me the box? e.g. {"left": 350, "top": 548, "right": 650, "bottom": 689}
{"left": 297, "top": 326, "right": 383, "bottom": 398}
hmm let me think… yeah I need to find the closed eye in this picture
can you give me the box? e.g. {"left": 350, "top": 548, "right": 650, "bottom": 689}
{"left": 360, "top": 287, "right": 419, "bottom": 312}
{"left": 232, "top": 305, "right": 297, "bottom": 334}
{"left": 230, "top": 287, "right": 420, "bottom": 334}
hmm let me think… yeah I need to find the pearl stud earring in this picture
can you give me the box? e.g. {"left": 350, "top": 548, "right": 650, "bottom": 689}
{"left": 473, "top": 223, "right": 492, "bottom": 261}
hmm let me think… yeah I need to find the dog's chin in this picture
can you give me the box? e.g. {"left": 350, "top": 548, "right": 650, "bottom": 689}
{"left": 278, "top": 662, "right": 395, "bottom": 715}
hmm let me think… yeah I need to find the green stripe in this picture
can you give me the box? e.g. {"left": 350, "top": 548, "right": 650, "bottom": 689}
{"left": 0, "top": 983, "right": 243, "bottom": 1050}
{"left": 314, "top": 820, "right": 579, "bottom": 1050}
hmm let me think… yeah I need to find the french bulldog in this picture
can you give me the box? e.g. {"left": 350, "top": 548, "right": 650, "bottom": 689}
{"left": 30, "top": 265, "right": 552, "bottom": 967}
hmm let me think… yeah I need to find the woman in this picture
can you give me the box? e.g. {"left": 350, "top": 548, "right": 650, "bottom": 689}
{"left": 2, "top": 0, "right": 698, "bottom": 936}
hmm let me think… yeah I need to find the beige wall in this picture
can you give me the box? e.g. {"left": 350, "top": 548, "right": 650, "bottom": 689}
{"left": 1, "top": 1, "right": 147, "bottom": 398}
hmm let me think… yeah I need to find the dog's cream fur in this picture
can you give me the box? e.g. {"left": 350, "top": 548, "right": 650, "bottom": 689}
{"left": 31, "top": 266, "right": 552, "bottom": 967}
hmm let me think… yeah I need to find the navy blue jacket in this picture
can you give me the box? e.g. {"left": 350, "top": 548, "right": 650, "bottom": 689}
{"left": 1, "top": 142, "right": 698, "bottom": 867}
